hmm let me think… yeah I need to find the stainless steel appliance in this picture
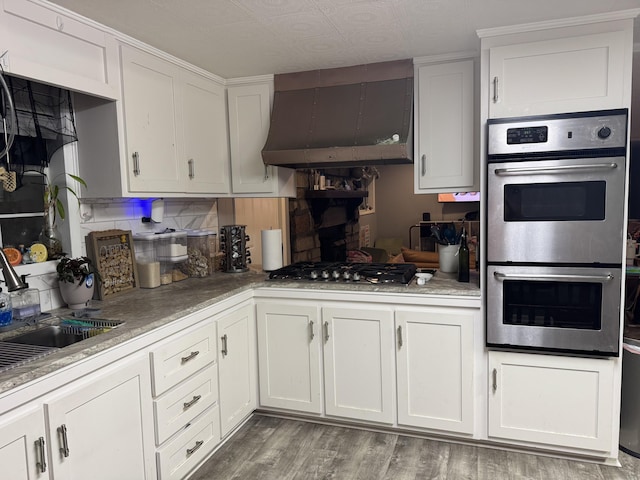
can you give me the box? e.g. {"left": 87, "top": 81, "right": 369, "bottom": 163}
{"left": 486, "top": 109, "right": 628, "bottom": 356}
{"left": 267, "top": 262, "right": 417, "bottom": 284}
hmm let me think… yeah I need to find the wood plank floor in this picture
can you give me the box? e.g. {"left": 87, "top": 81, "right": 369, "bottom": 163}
{"left": 190, "top": 415, "right": 640, "bottom": 480}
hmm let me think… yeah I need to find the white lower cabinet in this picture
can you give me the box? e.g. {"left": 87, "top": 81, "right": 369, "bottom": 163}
{"left": 45, "top": 354, "right": 156, "bottom": 480}
{"left": 217, "top": 302, "right": 257, "bottom": 438}
{"left": 322, "top": 305, "right": 395, "bottom": 424}
{"left": 0, "top": 404, "right": 47, "bottom": 479}
{"left": 395, "top": 307, "right": 475, "bottom": 434}
{"left": 488, "top": 351, "right": 615, "bottom": 452}
{"left": 256, "top": 301, "right": 322, "bottom": 414}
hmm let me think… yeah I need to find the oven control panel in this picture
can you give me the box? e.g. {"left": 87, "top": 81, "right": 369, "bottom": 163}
{"left": 488, "top": 109, "right": 627, "bottom": 159}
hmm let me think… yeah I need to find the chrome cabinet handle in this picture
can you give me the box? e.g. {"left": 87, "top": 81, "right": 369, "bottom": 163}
{"left": 494, "top": 272, "right": 614, "bottom": 282}
{"left": 323, "top": 321, "right": 329, "bottom": 343}
{"left": 181, "top": 351, "right": 200, "bottom": 363}
{"left": 397, "top": 325, "right": 403, "bottom": 349}
{"left": 132, "top": 151, "right": 140, "bottom": 176}
{"left": 492, "top": 368, "right": 497, "bottom": 393}
{"left": 186, "top": 440, "right": 204, "bottom": 456}
{"left": 183, "top": 394, "right": 202, "bottom": 410}
{"left": 221, "top": 334, "right": 228, "bottom": 357}
{"left": 188, "top": 158, "right": 194, "bottom": 179}
{"left": 309, "top": 320, "right": 315, "bottom": 341}
{"left": 421, "top": 154, "right": 426, "bottom": 176}
{"left": 264, "top": 164, "right": 270, "bottom": 181}
{"left": 35, "top": 436, "right": 47, "bottom": 473}
{"left": 494, "top": 163, "right": 617, "bottom": 176}
{"left": 493, "top": 76, "right": 499, "bottom": 103}
{"left": 58, "top": 424, "right": 69, "bottom": 458}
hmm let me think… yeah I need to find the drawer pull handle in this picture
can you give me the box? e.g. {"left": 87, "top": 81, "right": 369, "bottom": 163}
{"left": 221, "top": 334, "right": 228, "bottom": 357}
{"left": 397, "top": 325, "right": 403, "bottom": 348}
{"left": 183, "top": 394, "right": 202, "bottom": 410}
{"left": 186, "top": 440, "right": 204, "bottom": 456}
{"left": 309, "top": 320, "right": 314, "bottom": 341}
{"left": 132, "top": 151, "right": 140, "bottom": 176}
{"left": 323, "top": 321, "right": 329, "bottom": 343}
{"left": 58, "top": 424, "right": 70, "bottom": 458}
{"left": 181, "top": 351, "right": 199, "bottom": 363}
{"left": 492, "top": 368, "right": 498, "bottom": 393}
{"left": 35, "top": 436, "right": 47, "bottom": 473}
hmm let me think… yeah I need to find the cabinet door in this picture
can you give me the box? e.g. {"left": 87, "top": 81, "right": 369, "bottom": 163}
{"left": 46, "top": 355, "right": 156, "bottom": 480}
{"left": 120, "top": 45, "right": 181, "bottom": 193}
{"left": 489, "top": 31, "right": 626, "bottom": 118}
{"left": 396, "top": 307, "right": 475, "bottom": 434}
{"left": 0, "top": 405, "right": 48, "bottom": 479}
{"left": 488, "top": 351, "right": 614, "bottom": 452}
{"left": 227, "top": 82, "right": 278, "bottom": 194}
{"left": 180, "top": 71, "right": 230, "bottom": 194}
{"left": 217, "top": 303, "right": 257, "bottom": 437}
{"left": 414, "top": 60, "right": 474, "bottom": 193}
{"left": 256, "top": 301, "right": 322, "bottom": 413}
{"left": 0, "top": 0, "right": 117, "bottom": 99}
{"left": 322, "top": 306, "right": 395, "bottom": 424}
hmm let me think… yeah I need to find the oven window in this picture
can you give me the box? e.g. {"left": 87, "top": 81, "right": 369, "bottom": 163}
{"left": 503, "top": 280, "right": 602, "bottom": 330}
{"left": 504, "top": 181, "right": 605, "bottom": 221}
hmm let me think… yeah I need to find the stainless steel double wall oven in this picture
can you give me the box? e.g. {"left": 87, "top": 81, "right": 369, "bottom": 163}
{"left": 486, "top": 109, "right": 628, "bottom": 356}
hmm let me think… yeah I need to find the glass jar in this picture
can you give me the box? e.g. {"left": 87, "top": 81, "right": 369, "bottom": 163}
{"left": 204, "top": 230, "right": 218, "bottom": 275}
{"left": 133, "top": 233, "right": 160, "bottom": 289}
{"left": 186, "top": 230, "right": 210, "bottom": 277}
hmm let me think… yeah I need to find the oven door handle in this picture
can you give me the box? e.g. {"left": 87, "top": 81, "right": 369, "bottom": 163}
{"left": 493, "top": 163, "right": 618, "bottom": 176}
{"left": 493, "top": 272, "right": 614, "bottom": 282}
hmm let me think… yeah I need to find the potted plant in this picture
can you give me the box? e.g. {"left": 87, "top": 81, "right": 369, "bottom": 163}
{"left": 56, "top": 256, "right": 97, "bottom": 309}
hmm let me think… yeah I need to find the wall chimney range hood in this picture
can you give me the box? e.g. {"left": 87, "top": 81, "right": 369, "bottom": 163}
{"left": 262, "top": 59, "right": 414, "bottom": 169}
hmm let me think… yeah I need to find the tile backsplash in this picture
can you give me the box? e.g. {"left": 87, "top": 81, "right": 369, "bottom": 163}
{"left": 22, "top": 198, "right": 218, "bottom": 313}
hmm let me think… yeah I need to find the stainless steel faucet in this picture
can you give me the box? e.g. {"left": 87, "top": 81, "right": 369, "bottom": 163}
{"left": 0, "top": 249, "right": 27, "bottom": 291}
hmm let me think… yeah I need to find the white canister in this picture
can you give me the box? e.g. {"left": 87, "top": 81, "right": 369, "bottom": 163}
{"left": 438, "top": 244, "right": 459, "bottom": 273}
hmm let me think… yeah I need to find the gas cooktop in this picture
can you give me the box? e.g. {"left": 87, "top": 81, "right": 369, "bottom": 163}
{"left": 267, "top": 262, "right": 417, "bottom": 284}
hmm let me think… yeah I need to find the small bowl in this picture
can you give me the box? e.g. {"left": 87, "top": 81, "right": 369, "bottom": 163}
{"left": 415, "top": 273, "right": 433, "bottom": 285}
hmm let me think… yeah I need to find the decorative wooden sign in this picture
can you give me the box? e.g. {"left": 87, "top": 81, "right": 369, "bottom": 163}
{"left": 86, "top": 229, "right": 139, "bottom": 300}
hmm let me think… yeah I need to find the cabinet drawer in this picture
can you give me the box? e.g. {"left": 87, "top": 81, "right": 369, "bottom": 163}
{"left": 150, "top": 321, "right": 216, "bottom": 396}
{"left": 154, "top": 364, "right": 218, "bottom": 445}
{"left": 156, "top": 405, "right": 221, "bottom": 480}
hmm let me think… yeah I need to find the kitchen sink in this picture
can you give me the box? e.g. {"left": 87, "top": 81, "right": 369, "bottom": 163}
{"left": 0, "top": 318, "right": 125, "bottom": 373}
{"left": 6, "top": 325, "right": 88, "bottom": 348}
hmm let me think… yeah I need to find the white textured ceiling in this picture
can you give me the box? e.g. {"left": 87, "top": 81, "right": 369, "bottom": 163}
{"left": 47, "top": 0, "right": 640, "bottom": 79}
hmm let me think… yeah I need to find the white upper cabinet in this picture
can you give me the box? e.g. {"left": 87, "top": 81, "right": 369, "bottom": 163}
{"left": 120, "top": 45, "right": 181, "bottom": 193}
{"left": 488, "top": 30, "right": 627, "bottom": 118}
{"left": 179, "top": 70, "right": 230, "bottom": 194}
{"left": 119, "top": 44, "right": 230, "bottom": 195}
{"left": 0, "top": 0, "right": 117, "bottom": 99}
{"left": 414, "top": 59, "right": 475, "bottom": 193}
{"left": 227, "top": 79, "right": 295, "bottom": 197}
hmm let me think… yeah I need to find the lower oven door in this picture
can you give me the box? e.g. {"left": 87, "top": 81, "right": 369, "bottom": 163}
{"left": 486, "top": 264, "right": 621, "bottom": 356}
{"left": 486, "top": 156, "right": 626, "bottom": 264}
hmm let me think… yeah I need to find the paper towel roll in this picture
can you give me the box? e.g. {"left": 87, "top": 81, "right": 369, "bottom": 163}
{"left": 261, "top": 229, "right": 283, "bottom": 271}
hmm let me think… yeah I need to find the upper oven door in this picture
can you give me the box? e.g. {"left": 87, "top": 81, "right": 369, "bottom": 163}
{"left": 487, "top": 156, "right": 626, "bottom": 264}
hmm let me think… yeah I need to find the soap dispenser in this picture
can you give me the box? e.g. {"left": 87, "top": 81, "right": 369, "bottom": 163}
{"left": 10, "top": 277, "right": 41, "bottom": 323}
{"left": 0, "top": 288, "right": 12, "bottom": 327}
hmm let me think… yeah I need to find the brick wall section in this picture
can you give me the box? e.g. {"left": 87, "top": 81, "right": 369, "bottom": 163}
{"left": 289, "top": 171, "right": 360, "bottom": 262}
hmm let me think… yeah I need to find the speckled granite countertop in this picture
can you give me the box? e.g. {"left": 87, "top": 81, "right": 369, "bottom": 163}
{"left": 0, "top": 269, "right": 480, "bottom": 394}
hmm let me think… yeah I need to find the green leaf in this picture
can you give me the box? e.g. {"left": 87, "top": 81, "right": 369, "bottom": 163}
{"left": 56, "top": 198, "right": 66, "bottom": 220}
{"left": 67, "top": 174, "right": 87, "bottom": 189}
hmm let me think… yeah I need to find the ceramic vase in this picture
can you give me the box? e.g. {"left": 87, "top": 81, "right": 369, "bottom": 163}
{"left": 59, "top": 274, "right": 95, "bottom": 309}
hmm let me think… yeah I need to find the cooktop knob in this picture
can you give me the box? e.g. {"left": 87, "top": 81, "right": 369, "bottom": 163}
{"left": 352, "top": 272, "right": 361, "bottom": 281}
{"left": 342, "top": 271, "right": 351, "bottom": 281}
{"left": 321, "top": 270, "right": 330, "bottom": 279}
{"left": 597, "top": 126, "right": 611, "bottom": 139}
{"left": 331, "top": 270, "right": 341, "bottom": 280}
{"left": 309, "top": 270, "right": 319, "bottom": 280}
